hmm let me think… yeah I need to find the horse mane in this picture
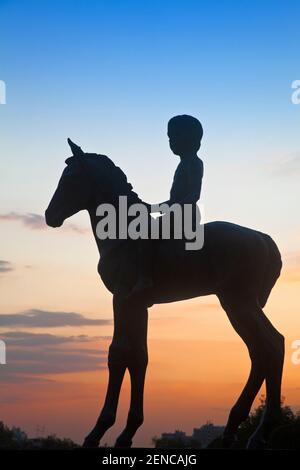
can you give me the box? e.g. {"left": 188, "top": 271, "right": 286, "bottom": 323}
{"left": 84, "top": 153, "right": 138, "bottom": 202}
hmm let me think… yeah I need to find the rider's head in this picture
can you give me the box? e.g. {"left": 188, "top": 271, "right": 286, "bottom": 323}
{"left": 167, "top": 115, "right": 203, "bottom": 157}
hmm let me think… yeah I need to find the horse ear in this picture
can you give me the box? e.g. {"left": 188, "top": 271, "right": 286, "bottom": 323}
{"left": 67, "top": 138, "right": 84, "bottom": 157}
{"left": 65, "top": 156, "right": 75, "bottom": 165}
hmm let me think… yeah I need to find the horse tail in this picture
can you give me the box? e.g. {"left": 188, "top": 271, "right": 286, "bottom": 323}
{"left": 259, "top": 233, "right": 282, "bottom": 308}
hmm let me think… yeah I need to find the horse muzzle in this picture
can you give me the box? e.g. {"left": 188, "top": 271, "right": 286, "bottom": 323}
{"left": 45, "top": 209, "right": 63, "bottom": 227}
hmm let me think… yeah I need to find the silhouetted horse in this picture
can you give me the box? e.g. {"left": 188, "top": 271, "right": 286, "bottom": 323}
{"left": 45, "top": 148, "right": 284, "bottom": 449}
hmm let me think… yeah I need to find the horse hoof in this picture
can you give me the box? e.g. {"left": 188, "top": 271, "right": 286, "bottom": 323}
{"left": 246, "top": 437, "right": 267, "bottom": 450}
{"left": 82, "top": 436, "right": 100, "bottom": 448}
{"left": 114, "top": 437, "right": 132, "bottom": 448}
{"left": 246, "top": 431, "right": 268, "bottom": 450}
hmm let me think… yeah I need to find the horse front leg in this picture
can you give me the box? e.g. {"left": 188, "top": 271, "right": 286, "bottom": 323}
{"left": 114, "top": 299, "right": 148, "bottom": 448}
{"left": 82, "top": 345, "right": 127, "bottom": 448}
{"left": 83, "top": 296, "right": 148, "bottom": 448}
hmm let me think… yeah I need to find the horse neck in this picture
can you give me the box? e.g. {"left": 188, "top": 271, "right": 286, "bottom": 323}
{"left": 84, "top": 155, "right": 131, "bottom": 257}
{"left": 87, "top": 196, "right": 123, "bottom": 260}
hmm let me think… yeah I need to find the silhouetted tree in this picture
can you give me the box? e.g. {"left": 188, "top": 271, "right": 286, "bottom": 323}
{"left": 208, "top": 396, "right": 300, "bottom": 449}
{"left": 0, "top": 422, "right": 20, "bottom": 449}
{"left": 0, "top": 422, "right": 78, "bottom": 449}
{"left": 33, "top": 434, "right": 79, "bottom": 449}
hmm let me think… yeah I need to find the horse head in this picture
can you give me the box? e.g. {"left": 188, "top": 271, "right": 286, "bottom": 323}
{"left": 45, "top": 139, "right": 92, "bottom": 227}
{"left": 45, "top": 140, "right": 136, "bottom": 229}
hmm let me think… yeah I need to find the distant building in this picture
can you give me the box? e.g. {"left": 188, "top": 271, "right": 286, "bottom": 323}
{"left": 161, "top": 430, "right": 190, "bottom": 445}
{"left": 156, "top": 422, "right": 225, "bottom": 448}
{"left": 192, "top": 422, "right": 225, "bottom": 448}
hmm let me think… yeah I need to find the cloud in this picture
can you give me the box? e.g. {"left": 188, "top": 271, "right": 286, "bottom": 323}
{"left": 0, "top": 331, "right": 104, "bottom": 347}
{"left": 0, "top": 260, "right": 13, "bottom": 273}
{"left": 0, "top": 212, "right": 88, "bottom": 234}
{"left": 0, "top": 212, "right": 45, "bottom": 229}
{"left": 2, "top": 350, "right": 105, "bottom": 376}
{"left": 0, "top": 308, "right": 112, "bottom": 328}
{"left": 281, "top": 252, "right": 300, "bottom": 283}
{"left": 272, "top": 152, "right": 300, "bottom": 176}
{"left": 0, "top": 331, "right": 107, "bottom": 382}
{"left": 65, "top": 223, "right": 89, "bottom": 235}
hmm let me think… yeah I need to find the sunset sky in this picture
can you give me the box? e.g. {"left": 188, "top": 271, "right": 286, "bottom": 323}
{"left": 0, "top": 0, "right": 300, "bottom": 447}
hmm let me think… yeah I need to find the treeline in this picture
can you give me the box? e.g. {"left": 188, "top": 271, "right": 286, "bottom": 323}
{"left": 153, "top": 397, "right": 300, "bottom": 450}
{"left": 0, "top": 422, "right": 79, "bottom": 449}
{"left": 208, "top": 397, "right": 300, "bottom": 450}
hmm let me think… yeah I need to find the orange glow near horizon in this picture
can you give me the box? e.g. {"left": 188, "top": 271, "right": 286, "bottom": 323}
{"left": 1, "top": 274, "right": 300, "bottom": 446}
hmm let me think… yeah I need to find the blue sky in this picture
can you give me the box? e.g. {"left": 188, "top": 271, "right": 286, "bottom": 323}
{"left": 1, "top": 0, "right": 300, "bottom": 446}
{"left": 0, "top": 0, "right": 300, "bottom": 264}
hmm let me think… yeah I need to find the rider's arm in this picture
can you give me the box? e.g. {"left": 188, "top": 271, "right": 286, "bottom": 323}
{"left": 157, "top": 159, "right": 203, "bottom": 208}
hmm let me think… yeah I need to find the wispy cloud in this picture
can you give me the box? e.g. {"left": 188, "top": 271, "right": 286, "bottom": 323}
{"left": 0, "top": 331, "right": 107, "bottom": 382}
{"left": 0, "top": 260, "right": 13, "bottom": 273}
{"left": 0, "top": 309, "right": 112, "bottom": 328}
{"left": 271, "top": 152, "right": 300, "bottom": 176}
{"left": 0, "top": 212, "right": 46, "bottom": 229}
{"left": 0, "top": 212, "right": 89, "bottom": 234}
{"left": 0, "top": 331, "right": 105, "bottom": 347}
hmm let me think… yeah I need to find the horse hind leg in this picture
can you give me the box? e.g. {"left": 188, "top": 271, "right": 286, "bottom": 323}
{"left": 247, "top": 319, "right": 284, "bottom": 449}
{"left": 258, "top": 234, "right": 282, "bottom": 309}
{"left": 218, "top": 293, "right": 284, "bottom": 449}
{"left": 222, "top": 357, "right": 265, "bottom": 448}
